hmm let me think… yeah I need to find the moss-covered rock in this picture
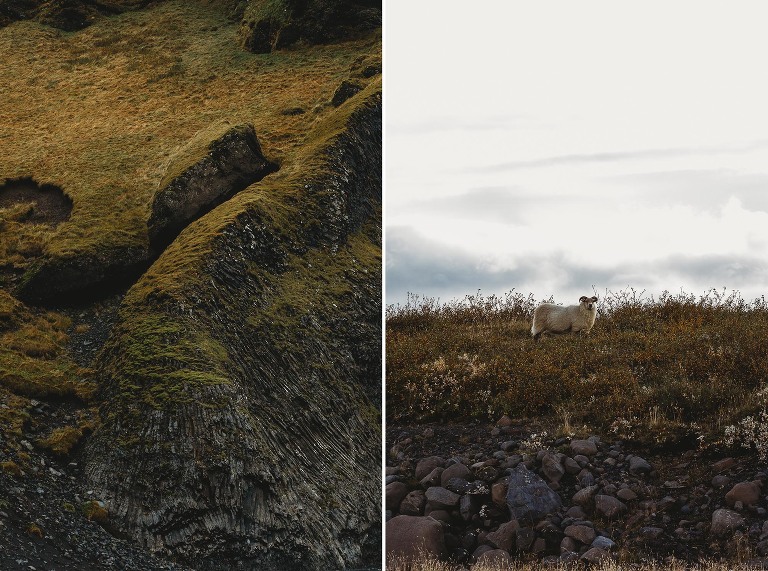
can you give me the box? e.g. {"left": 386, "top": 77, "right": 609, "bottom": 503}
{"left": 147, "top": 123, "right": 279, "bottom": 250}
{"left": 239, "top": 0, "right": 381, "bottom": 53}
{"left": 84, "top": 83, "right": 381, "bottom": 570}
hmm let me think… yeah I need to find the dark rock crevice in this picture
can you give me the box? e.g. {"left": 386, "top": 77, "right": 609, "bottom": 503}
{"left": 238, "top": 0, "right": 381, "bottom": 53}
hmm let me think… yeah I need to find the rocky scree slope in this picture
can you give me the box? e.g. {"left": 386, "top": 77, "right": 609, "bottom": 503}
{"left": 387, "top": 420, "right": 768, "bottom": 568}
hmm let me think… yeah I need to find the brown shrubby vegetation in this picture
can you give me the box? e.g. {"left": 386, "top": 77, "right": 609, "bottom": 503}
{"left": 386, "top": 288, "right": 768, "bottom": 449}
{"left": 386, "top": 552, "right": 765, "bottom": 571}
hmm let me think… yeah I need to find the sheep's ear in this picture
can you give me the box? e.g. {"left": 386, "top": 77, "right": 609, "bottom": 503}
{"left": 579, "top": 296, "right": 587, "bottom": 302}
{"left": 591, "top": 296, "right": 598, "bottom": 302}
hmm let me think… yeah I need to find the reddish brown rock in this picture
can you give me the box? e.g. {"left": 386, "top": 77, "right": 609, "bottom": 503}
{"left": 386, "top": 515, "right": 446, "bottom": 560}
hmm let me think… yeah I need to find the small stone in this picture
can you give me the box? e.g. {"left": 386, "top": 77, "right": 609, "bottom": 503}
{"left": 594, "top": 495, "right": 627, "bottom": 519}
{"left": 628, "top": 455, "right": 652, "bottom": 475}
{"left": 399, "top": 490, "right": 426, "bottom": 516}
{"left": 577, "top": 469, "right": 595, "bottom": 486}
{"left": 564, "top": 524, "right": 596, "bottom": 544}
{"left": 712, "top": 457, "right": 736, "bottom": 473}
{"left": 415, "top": 457, "right": 445, "bottom": 481}
{"left": 419, "top": 467, "right": 443, "bottom": 488}
{"left": 710, "top": 508, "right": 746, "bottom": 538}
{"left": 572, "top": 485, "right": 598, "bottom": 506}
{"left": 491, "top": 481, "right": 508, "bottom": 506}
{"left": 532, "top": 537, "right": 546, "bottom": 553}
{"left": 562, "top": 457, "right": 580, "bottom": 476}
{"left": 541, "top": 452, "right": 565, "bottom": 484}
{"left": 725, "top": 481, "right": 762, "bottom": 508}
{"left": 561, "top": 536, "right": 577, "bottom": 553}
{"left": 570, "top": 439, "right": 598, "bottom": 457}
{"left": 425, "top": 487, "right": 461, "bottom": 510}
{"left": 617, "top": 488, "right": 637, "bottom": 502}
{"left": 712, "top": 474, "right": 731, "bottom": 489}
{"left": 441, "top": 463, "right": 471, "bottom": 488}
{"left": 501, "top": 440, "right": 518, "bottom": 452}
{"left": 386, "top": 482, "right": 410, "bottom": 511}
{"left": 485, "top": 520, "right": 520, "bottom": 551}
{"left": 591, "top": 536, "right": 615, "bottom": 550}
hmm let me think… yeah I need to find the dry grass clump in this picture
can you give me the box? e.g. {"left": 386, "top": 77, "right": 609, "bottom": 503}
{"left": 81, "top": 500, "right": 108, "bottom": 523}
{"left": 386, "top": 553, "right": 766, "bottom": 571}
{"left": 386, "top": 288, "right": 768, "bottom": 449}
{"left": 36, "top": 424, "right": 89, "bottom": 456}
{"left": 0, "top": 302, "right": 93, "bottom": 402}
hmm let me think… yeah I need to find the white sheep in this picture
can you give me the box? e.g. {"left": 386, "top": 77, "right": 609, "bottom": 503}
{"left": 531, "top": 295, "right": 598, "bottom": 342}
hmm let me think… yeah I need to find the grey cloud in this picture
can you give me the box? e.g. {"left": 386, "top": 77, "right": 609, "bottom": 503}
{"left": 601, "top": 169, "right": 768, "bottom": 213}
{"left": 385, "top": 226, "right": 614, "bottom": 304}
{"left": 390, "top": 186, "right": 578, "bottom": 225}
{"left": 386, "top": 226, "right": 768, "bottom": 305}
{"left": 465, "top": 140, "right": 768, "bottom": 173}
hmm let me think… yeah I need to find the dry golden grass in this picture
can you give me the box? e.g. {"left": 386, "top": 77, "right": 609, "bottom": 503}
{"left": 386, "top": 554, "right": 767, "bottom": 571}
{"left": 0, "top": 0, "right": 380, "bottom": 262}
{"left": 0, "top": 1, "right": 380, "bottom": 454}
{"left": 387, "top": 289, "right": 768, "bottom": 450}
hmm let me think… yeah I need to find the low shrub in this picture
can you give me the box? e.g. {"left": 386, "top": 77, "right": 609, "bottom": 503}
{"left": 387, "top": 288, "right": 768, "bottom": 445}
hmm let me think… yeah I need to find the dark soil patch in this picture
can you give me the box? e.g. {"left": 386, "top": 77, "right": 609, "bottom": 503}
{"left": 0, "top": 178, "right": 73, "bottom": 226}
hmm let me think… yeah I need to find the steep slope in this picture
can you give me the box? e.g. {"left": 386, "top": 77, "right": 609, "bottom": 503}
{"left": 0, "top": 1, "right": 381, "bottom": 569}
{"left": 84, "top": 83, "right": 382, "bottom": 570}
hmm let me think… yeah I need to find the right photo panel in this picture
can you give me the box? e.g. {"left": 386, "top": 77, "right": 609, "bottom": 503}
{"left": 385, "top": 2, "right": 768, "bottom": 570}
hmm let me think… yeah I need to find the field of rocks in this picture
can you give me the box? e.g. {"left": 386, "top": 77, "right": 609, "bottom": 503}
{"left": 385, "top": 290, "right": 768, "bottom": 569}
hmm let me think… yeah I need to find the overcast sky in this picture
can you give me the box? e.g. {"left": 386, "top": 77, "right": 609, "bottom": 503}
{"left": 384, "top": 2, "right": 768, "bottom": 308}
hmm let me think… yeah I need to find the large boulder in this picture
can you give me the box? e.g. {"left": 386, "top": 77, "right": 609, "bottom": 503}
{"left": 147, "top": 123, "right": 278, "bottom": 250}
{"left": 506, "top": 463, "right": 562, "bottom": 523}
{"left": 386, "top": 515, "right": 446, "bottom": 561}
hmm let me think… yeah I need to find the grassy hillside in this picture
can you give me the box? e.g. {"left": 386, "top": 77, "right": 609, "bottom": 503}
{"left": 0, "top": 0, "right": 380, "bottom": 449}
{"left": 0, "top": 0, "right": 379, "bottom": 270}
{"left": 387, "top": 288, "right": 768, "bottom": 453}
{"left": 0, "top": 2, "right": 381, "bottom": 567}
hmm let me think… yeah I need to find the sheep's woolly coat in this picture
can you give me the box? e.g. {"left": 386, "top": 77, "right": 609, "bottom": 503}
{"left": 531, "top": 296, "right": 597, "bottom": 341}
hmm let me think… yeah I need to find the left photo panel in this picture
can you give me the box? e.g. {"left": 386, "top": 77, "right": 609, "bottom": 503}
{"left": 0, "top": 1, "right": 382, "bottom": 570}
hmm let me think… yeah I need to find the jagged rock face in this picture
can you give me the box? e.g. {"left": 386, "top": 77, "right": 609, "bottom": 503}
{"left": 239, "top": 0, "right": 381, "bottom": 53}
{"left": 0, "top": 0, "right": 159, "bottom": 30}
{"left": 84, "top": 88, "right": 382, "bottom": 570}
{"left": 147, "top": 124, "right": 279, "bottom": 250}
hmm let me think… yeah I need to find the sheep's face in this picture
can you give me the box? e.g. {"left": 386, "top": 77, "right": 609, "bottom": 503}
{"left": 579, "top": 295, "right": 598, "bottom": 310}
